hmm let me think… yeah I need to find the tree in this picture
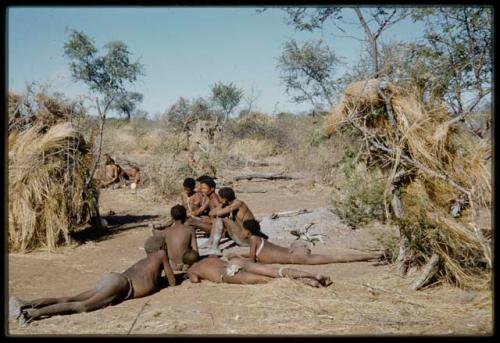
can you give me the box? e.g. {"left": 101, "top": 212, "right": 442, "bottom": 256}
{"left": 277, "top": 39, "right": 340, "bottom": 112}
{"left": 412, "top": 7, "right": 492, "bottom": 115}
{"left": 210, "top": 82, "right": 243, "bottom": 124}
{"left": 282, "top": 7, "right": 409, "bottom": 78}
{"left": 110, "top": 91, "right": 144, "bottom": 121}
{"left": 64, "top": 29, "right": 143, "bottom": 186}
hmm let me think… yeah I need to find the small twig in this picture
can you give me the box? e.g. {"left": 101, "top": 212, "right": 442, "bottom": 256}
{"left": 127, "top": 299, "right": 151, "bottom": 334}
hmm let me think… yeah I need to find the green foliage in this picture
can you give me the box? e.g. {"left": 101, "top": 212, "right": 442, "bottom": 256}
{"left": 110, "top": 91, "right": 144, "bottom": 120}
{"left": 210, "top": 82, "right": 243, "bottom": 121}
{"left": 64, "top": 30, "right": 144, "bottom": 100}
{"left": 331, "top": 163, "right": 386, "bottom": 229}
{"left": 277, "top": 39, "right": 340, "bottom": 108}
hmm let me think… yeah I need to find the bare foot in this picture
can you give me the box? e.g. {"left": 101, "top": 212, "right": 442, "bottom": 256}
{"left": 18, "top": 309, "right": 35, "bottom": 327}
{"left": 9, "top": 296, "right": 28, "bottom": 320}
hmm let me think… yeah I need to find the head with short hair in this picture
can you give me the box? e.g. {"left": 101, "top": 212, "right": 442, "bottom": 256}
{"left": 243, "top": 219, "right": 269, "bottom": 239}
{"left": 199, "top": 178, "right": 216, "bottom": 195}
{"left": 104, "top": 154, "right": 115, "bottom": 165}
{"left": 144, "top": 236, "right": 166, "bottom": 254}
{"left": 182, "top": 249, "right": 200, "bottom": 266}
{"left": 183, "top": 177, "right": 196, "bottom": 192}
{"left": 196, "top": 175, "right": 213, "bottom": 182}
{"left": 171, "top": 204, "right": 187, "bottom": 222}
{"left": 218, "top": 187, "right": 236, "bottom": 204}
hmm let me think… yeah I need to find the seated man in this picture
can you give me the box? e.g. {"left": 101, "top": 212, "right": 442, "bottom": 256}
{"left": 230, "top": 219, "right": 385, "bottom": 265}
{"left": 10, "top": 236, "right": 176, "bottom": 326}
{"left": 150, "top": 177, "right": 208, "bottom": 235}
{"left": 186, "top": 178, "right": 222, "bottom": 237}
{"left": 204, "top": 187, "right": 258, "bottom": 251}
{"left": 162, "top": 205, "right": 199, "bottom": 272}
{"left": 99, "top": 154, "right": 122, "bottom": 188}
{"left": 119, "top": 164, "right": 141, "bottom": 187}
{"left": 182, "top": 249, "right": 332, "bottom": 288}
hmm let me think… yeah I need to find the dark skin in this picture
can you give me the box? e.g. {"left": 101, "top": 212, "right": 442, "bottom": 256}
{"left": 188, "top": 183, "right": 222, "bottom": 236}
{"left": 186, "top": 256, "right": 332, "bottom": 287}
{"left": 11, "top": 246, "right": 176, "bottom": 325}
{"left": 229, "top": 235, "right": 382, "bottom": 265}
{"left": 206, "top": 195, "right": 255, "bottom": 247}
{"left": 100, "top": 155, "right": 122, "bottom": 188}
{"left": 163, "top": 219, "right": 199, "bottom": 271}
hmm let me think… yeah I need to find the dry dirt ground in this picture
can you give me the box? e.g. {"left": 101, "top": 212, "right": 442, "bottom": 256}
{"left": 7, "top": 161, "right": 493, "bottom": 336}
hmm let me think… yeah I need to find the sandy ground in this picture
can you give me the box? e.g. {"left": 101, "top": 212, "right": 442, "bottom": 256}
{"left": 7, "top": 162, "right": 493, "bottom": 336}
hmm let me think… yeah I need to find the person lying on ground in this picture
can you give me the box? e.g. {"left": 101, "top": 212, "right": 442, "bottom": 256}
{"left": 225, "top": 219, "right": 386, "bottom": 265}
{"left": 162, "top": 205, "right": 199, "bottom": 272}
{"left": 119, "top": 163, "right": 141, "bottom": 187}
{"left": 182, "top": 249, "right": 332, "bottom": 288}
{"left": 9, "top": 236, "right": 176, "bottom": 327}
{"left": 202, "top": 187, "right": 258, "bottom": 252}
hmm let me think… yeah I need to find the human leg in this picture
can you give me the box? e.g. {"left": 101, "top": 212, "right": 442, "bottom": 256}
{"left": 19, "top": 273, "right": 130, "bottom": 325}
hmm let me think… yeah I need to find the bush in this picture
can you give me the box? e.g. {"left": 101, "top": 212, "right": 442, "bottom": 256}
{"left": 331, "top": 163, "right": 387, "bottom": 228}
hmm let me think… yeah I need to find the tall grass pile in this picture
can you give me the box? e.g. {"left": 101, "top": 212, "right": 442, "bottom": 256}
{"left": 8, "top": 92, "right": 98, "bottom": 252}
{"left": 324, "top": 78, "right": 491, "bottom": 288}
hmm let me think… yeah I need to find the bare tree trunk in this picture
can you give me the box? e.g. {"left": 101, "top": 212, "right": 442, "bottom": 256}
{"left": 354, "top": 8, "right": 380, "bottom": 78}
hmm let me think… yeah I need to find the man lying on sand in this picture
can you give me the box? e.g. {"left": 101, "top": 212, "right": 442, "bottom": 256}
{"left": 182, "top": 249, "right": 332, "bottom": 288}
{"left": 226, "top": 219, "right": 385, "bottom": 265}
{"left": 10, "top": 236, "right": 176, "bottom": 326}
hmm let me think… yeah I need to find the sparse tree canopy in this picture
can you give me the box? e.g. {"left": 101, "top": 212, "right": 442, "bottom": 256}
{"left": 210, "top": 82, "right": 243, "bottom": 124}
{"left": 412, "top": 7, "right": 492, "bottom": 114}
{"left": 277, "top": 39, "right": 340, "bottom": 111}
{"left": 63, "top": 29, "right": 144, "bottom": 186}
{"left": 282, "top": 7, "right": 408, "bottom": 78}
{"left": 110, "top": 91, "right": 144, "bottom": 121}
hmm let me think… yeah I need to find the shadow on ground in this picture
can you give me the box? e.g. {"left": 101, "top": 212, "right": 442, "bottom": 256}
{"left": 71, "top": 214, "right": 159, "bottom": 243}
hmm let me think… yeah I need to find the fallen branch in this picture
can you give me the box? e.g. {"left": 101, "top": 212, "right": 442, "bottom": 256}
{"left": 127, "top": 299, "right": 151, "bottom": 334}
{"left": 270, "top": 208, "right": 309, "bottom": 219}
{"left": 234, "top": 188, "right": 268, "bottom": 194}
{"left": 409, "top": 253, "right": 440, "bottom": 290}
{"left": 234, "top": 172, "right": 299, "bottom": 181}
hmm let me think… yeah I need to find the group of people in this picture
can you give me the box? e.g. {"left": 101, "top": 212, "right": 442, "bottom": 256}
{"left": 10, "top": 175, "right": 385, "bottom": 327}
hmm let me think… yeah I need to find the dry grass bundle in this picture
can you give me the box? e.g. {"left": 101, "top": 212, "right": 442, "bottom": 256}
{"left": 8, "top": 97, "right": 98, "bottom": 253}
{"left": 324, "top": 79, "right": 491, "bottom": 288}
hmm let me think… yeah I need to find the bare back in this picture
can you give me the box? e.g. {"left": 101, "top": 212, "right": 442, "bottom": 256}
{"left": 232, "top": 200, "right": 255, "bottom": 225}
{"left": 163, "top": 223, "right": 198, "bottom": 270}
{"left": 187, "top": 256, "right": 227, "bottom": 283}
{"left": 121, "top": 250, "right": 170, "bottom": 298}
{"left": 249, "top": 236, "right": 296, "bottom": 264}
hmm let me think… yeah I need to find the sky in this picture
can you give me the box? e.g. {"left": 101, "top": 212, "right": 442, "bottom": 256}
{"left": 7, "top": 7, "right": 427, "bottom": 117}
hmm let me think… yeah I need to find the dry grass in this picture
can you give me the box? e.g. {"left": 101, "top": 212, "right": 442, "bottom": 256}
{"left": 9, "top": 122, "right": 97, "bottom": 252}
{"left": 323, "top": 79, "right": 492, "bottom": 288}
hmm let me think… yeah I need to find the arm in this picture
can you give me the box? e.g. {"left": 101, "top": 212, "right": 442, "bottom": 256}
{"left": 208, "top": 204, "right": 224, "bottom": 217}
{"left": 190, "top": 228, "right": 199, "bottom": 252}
{"left": 187, "top": 270, "right": 201, "bottom": 283}
{"left": 180, "top": 192, "right": 189, "bottom": 208}
{"left": 160, "top": 250, "right": 177, "bottom": 287}
{"left": 249, "top": 236, "right": 258, "bottom": 262}
{"left": 103, "top": 166, "right": 120, "bottom": 187}
{"left": 212, "top": 201, "right": 241, "bottom": 217}
{"left": 193, "top": 195, "right": 210, "bottom": 216}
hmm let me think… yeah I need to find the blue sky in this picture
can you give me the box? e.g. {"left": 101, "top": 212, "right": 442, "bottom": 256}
{"left": 8, "top": 7, "right": 426, "bottom": 117}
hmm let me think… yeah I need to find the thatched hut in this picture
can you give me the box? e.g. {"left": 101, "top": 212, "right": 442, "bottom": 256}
{"left": 324, "top": 79, "right": 491, "bottom": 289}
{"left": 8, "top": 92, "right": 99, "bottom": 252}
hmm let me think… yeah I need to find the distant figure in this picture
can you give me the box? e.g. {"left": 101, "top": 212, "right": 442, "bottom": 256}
{"left": 10, "top": 236, "right": 176, "bottom": 326}
{"left": 100, "top": 154, "right": 122, "bottom": 188}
